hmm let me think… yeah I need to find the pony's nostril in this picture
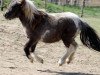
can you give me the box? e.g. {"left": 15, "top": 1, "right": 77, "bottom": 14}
{"left": 4, "top": 13, "right": 8, "bottom": 18}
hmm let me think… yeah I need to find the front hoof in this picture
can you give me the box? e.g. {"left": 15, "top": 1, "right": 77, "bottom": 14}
{"left": 28, "top": 55, "right": 34, "bottom": 63}
{"left": 29, "top": 58, "right": 34, "bottom": 63}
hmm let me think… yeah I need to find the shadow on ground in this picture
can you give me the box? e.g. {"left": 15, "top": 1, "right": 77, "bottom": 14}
{"left": 37, "top": 69, "right": 95, "bottom": 75}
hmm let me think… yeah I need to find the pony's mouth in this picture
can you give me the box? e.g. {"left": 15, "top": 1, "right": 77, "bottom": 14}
{"left": 4, "top": 15, "right": 12, "bottom": 20}
{"left": 4, "top": 13, "right": 12, "bottom": 20}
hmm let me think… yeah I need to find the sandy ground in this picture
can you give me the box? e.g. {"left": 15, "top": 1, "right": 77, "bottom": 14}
{"left": 0, "top": 11, "right": 100, "bottom": 75}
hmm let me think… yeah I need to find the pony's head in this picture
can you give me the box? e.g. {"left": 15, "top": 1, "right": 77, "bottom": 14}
{"left": 4, "top": 0, "right": 39, "bottom": 20}
{"left": 4, "top": 0, "right": 25, "bottom": 20}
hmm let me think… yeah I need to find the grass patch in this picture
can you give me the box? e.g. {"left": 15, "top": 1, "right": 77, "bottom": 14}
{"left": 34, "top": 0, "right": 100, "bottom": 17}
{"left": 2, "top": 0, "right": 100, "bottom": 17}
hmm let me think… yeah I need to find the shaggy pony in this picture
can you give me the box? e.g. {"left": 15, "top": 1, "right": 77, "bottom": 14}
{"left": 4, "top": 0, "right": 100, "bottom": 66}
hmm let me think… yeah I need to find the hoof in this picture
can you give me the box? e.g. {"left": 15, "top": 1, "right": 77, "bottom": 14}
{"left": 66, "top": 59, "right": 71, "bottom": 64}
{"left": 28, "top": 55, "right": 34, "bottom": 63}
{"left": 67, "top": 61, "right": 70, "bottom": 64}
{"left": 58, "top": 63, "right": 63, "bottom": 66}
{"left": 58, "top": 59, "right": 64, "bottom": 66}
{"left": 29, "top": 58, "right": 34, "bottom": 63}
{"left": 37, "top": 57, "right": 44, "bottom": 64}
{"left": 66, "top": 61, "right": 71, "bottom": 64}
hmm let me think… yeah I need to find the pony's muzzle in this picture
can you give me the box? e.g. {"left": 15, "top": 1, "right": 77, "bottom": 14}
{"left": 4, "top": 12, "right": 11, "bottom": 20}
{"left": 4, "top": 12, "right": 8, "bottom": 19}
{"left": 4, "top": 13, "right": 7, "bottom": 18}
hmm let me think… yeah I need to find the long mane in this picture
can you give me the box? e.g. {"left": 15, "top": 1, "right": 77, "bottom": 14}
{"left": 22, "top": 0, "right": 40, "bottom": 21}
{"left": 21, "top": 0, "right": 49, "bottom": 30}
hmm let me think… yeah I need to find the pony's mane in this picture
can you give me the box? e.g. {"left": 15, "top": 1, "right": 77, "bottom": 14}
{"left": 22, "top": 0, "right": 39, "bottom": 20}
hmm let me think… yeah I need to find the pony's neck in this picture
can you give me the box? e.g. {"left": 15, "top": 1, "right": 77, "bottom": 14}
{"left": 19, "top": 0, "right": 48, "bottom": 30}
{"left": 19, "top": 12, "right": 32, "bottom": 28}
{"left": 19, "top": 10, "right": 48, "bottom": 30}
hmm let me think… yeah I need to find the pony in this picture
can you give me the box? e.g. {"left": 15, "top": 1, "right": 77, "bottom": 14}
{"left": 4, "top": 0, "right": 100, "bottom": 66}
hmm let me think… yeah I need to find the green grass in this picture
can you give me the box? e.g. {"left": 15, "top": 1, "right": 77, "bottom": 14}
{"left": 2, "top": 0, "right": 11, "bottom": 7}
{"left": 2, "top": 0, "right": 100, "bottom": 17}
{"left": 83, "top": 7, "right": 100, "bottom": 17}
{"left": 33, "top": 0, "right": 100, "bottom": 17}
{"left": 33, "top": 0, "right": 45, "bottom": 8}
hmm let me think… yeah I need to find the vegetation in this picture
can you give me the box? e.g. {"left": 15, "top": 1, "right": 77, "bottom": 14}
{"left": 1, "top": 0, "right": 10, "bottom": 7}
{"left": 1, "top": 0, "right": 100, "bottom": 17}
{"left": 34, "top": 0, "right": 100, "bottom": 17}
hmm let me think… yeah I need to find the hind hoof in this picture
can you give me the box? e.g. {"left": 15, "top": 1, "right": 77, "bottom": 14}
{"left": 58, "top": 59, "right": 64, "bottom": 66}
{"left": 37, "top": 57, "right": 44, "bottom": 64}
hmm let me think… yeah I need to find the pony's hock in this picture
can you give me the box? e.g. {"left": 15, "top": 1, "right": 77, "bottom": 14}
{"left": 4, "top": 0, "right": 100, "bottom": 66}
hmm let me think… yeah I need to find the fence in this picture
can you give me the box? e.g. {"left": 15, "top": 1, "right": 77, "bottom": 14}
{"left": 0, "top": 0, "right": 100, "bottom": 16}
{"left": 48, "top": 0, "right": 100, "bottom": 6}
{"left": 0, "top": 0, "right": 3, "bottom": 11}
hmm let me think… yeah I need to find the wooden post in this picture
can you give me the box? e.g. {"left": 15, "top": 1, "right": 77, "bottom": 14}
{"left": 0, "top": 0, "right": 3, "bottom": 11}
{"left": 45, "top": 0, "right": 47, "bottom": 11}
{"left": 74, "top": 0, "right": 77, "bottom": 6}
{"left": 81, "top": 0, "right": 85, "bottom": 17}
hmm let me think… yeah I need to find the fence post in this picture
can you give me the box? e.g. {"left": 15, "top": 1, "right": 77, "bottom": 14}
{"left": 45, "top": 0, "right": 47, "bottom": 11}
{"left": 0, "top": 0, "right": 4, "bottom": 11}
{"left": 81, "top": 0, "right": 85, "bottom": 17}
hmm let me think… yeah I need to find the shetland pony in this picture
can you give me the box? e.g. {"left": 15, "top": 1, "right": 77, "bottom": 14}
{"left": 4, "top": 0, "right": 100, "bottom": 66}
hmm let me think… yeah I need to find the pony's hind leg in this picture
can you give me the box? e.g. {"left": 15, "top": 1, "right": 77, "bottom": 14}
{"left": 66, "top": 41, "right": 77, "bottom": 64}
{"left": 58, "top": 40, "right": 77, "bottom": 66}
{"left": 30, "top": 44, "right": 43, "bottom": 63}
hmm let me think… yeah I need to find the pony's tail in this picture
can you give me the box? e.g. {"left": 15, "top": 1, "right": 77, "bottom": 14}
{"left": 79, "top": 20, "right": 100, "bottom": 52}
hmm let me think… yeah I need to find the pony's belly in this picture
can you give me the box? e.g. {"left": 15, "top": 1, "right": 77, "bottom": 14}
{"left": 41, "top": 30, "right": 60, "bottom": 43}
{"left": 41, "top": 37, "right": 61, "bottom": 43}
{"left": 42, "top": 37, "right": 60, "bottom": 43}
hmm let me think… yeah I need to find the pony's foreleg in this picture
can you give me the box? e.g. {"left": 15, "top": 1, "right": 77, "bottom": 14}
{"left": 30, "top": 44, "right": 43, "bottom": 63}
{"left": 58, "top": 41, "right": 77, "bottom": 66}
{"left": 24, "top": 39, "right": 34, "bottom": 62}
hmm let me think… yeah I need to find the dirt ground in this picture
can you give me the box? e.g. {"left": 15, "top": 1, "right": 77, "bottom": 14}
{"left": 0, "top": 11, "right": 100, "bottom": 75}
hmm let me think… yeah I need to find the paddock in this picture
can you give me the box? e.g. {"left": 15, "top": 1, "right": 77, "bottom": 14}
{"left": 0, "top": 11, "right": 100, "bottom": 75}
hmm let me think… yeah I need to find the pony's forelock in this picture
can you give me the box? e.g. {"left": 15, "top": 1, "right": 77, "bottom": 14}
{"left": 23, "top": 0, "right": 39, "bottom": 21}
